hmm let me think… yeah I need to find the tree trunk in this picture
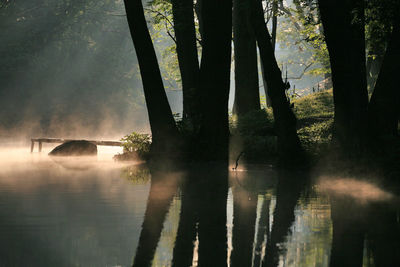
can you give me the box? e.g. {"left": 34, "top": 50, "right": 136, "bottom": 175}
{"left": 318, "top": 0, "right": 369, "bottom": 153}
{"left": 232, "top": 0, "right": 260, "bottom": 116}
{"left": 123, "top": 0, "right": 179, "bottom": 153}
{"left": 271, "top": 0, "right": 278, "bottom": 52}
{"left": 171, "top": 0, "right": 200, "bottom": 126}
{"left": 197, "top": 0, "right": 232, "bottom": 162}
{"left": 250, "top": 0, "right": 303, "bottom": 162}
{"left": 368, "top": 17, "right": 400, "bottom": 139}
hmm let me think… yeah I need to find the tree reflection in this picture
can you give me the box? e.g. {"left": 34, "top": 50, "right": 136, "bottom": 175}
{"left": 327, "top": 177, "right": 400, "bottom": 267}
{"left": 132, "top": 170, "right": 180, "bottom": 267}
{"left": 262, "top": 171, "right": 308, "bottom": 267}
{"left": 230, "top": 170, "right": 258, "bottom": 267}
{"left": 131, "top": 168, "right": 400, "bottom": 267}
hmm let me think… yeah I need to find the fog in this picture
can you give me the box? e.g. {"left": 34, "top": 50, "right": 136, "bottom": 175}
{"left": 0, "top": 0, "right": 326, "bottom": 144}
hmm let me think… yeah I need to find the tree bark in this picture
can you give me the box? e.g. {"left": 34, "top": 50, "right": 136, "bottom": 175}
{"left": 318, "top": 0, "right": 369, "bottom": 153}
{"left": 171, "top": 0, "right": 200, "bottom": 126}
{"left": 368, "top": 17, "right": 400, "bottom": 139}
{"left": 232, "top": 0, "right": 260, "bottom": 116}
{"left": 123, "top": 0, "right": 179, "bottom": 153}
{"left": 250, "top": 0, "right": 303, "bottom": 162}
{"left": 197, "top": 0, "right": 232, "bottom": 162}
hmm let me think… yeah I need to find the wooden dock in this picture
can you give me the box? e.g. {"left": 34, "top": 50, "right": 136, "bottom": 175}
{"left": 30, "top": 138, "right": 123, "bottom": 152}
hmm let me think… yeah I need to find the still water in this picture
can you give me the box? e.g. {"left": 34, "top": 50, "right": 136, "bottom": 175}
{"left": 0, "top": 146, "right": 398, "bottom": 267}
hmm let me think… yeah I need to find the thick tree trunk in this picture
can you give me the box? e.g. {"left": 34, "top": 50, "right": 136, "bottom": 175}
{"left": 318, "top": 0, "right": 369, "bottom": 153}
{"left": 368, "top": 18, "right": 400, "bottom": 139}
{"left": 250, "top": 0, "right": 303, "bottom": 162}
{"left": 197, "top": 0, "right": 232, "bottom": 161}
{"left": 123, "top": 0, "right": 179, "bottom": 153}
{"left": 171, "top": 0, "right": 200, "bottom": 126}
{"left": 232, "top": 0, "right": 260, "bottom": 116}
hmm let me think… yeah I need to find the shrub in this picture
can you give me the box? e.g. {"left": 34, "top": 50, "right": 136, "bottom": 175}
{"left": 120, "top": 132, "right": 152, "bottom": 158}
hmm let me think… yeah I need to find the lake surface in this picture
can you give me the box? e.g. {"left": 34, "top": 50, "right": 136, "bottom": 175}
{"left": 0, "top": 146, "right": 398, "bottom": 267}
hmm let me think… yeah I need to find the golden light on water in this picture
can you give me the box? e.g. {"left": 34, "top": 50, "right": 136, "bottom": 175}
{"left": 317, "top": 177, "right": 393, "bottom": 203}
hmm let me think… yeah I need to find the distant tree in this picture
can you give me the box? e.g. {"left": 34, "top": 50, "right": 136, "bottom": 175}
{"left": 123, "top": 0, "right": 179, "bottom": 154}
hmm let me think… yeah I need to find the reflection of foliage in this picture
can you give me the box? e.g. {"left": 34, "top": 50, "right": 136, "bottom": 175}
{"left": 283, "top": 193, "right": 332, "bottom": 267}
{"left": 120, "top": 166, "right": 151, "bottom": 185}
{"left": 121, "top": 132, "right": 152, "bottom": 158}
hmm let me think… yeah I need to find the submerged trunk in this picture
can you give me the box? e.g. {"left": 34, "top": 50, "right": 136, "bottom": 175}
{"left": 250, "top": 0, "right": 303, "bottom": 162}
{"left": 197, "top": 0, "right": 232, "bottom": 161}
{"left": 171, "top": 0, "right": 200, "bottom": 126}
{"left": 318, "top": 0, "right": 369, "bottom": 153}
{"left": 123, "top": 0, "right": 179, "bottom": 154}
{"left": 368, "top": 18, "right": 400, "bottom": 139}
{"left": 232, "top": 0, "right": 260, "bottom": 116}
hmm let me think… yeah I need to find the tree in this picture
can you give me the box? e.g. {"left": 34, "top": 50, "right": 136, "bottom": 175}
{"left": 196, "top": 0, "right": 233, "bottom": 162}
{"left": 171, "top": 0, "right": 200, "bottom": 126}
{"left": 232, "top": 0, "right": 260, "bottom": 116}
{"left": 123, "top": 0, "right": 179, "bottom": 154}
{"left": 368, "top": 14, "right": 400, "bottom": 140}
{"left": 250, "top": 0, "right": 304, "bottom": 162}
{"left": 318, "top": 0, "right": 369, "bottom": 154}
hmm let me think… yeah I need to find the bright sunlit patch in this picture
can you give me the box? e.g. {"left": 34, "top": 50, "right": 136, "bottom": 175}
{"left": 317, "top": 177, "right": 393, "bottom": 203}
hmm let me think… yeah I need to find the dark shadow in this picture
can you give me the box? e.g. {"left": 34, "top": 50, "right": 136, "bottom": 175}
{"left": 366, "top": 202, "right": 400, "bottom": 267}
{"left": 329, "top": 198, "right": 365, "bottom": 267}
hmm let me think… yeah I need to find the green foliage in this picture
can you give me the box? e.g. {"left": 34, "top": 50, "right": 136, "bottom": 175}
{"left": 145, "top": 0, "right": 181, "bottom": 90}
{"left": 121, "top": 132, "right": 152, "bottom": 158}
{"left": 298, "top": 119, "right": 333, "bottom": 155}
{"left": 276, "top": 0, "right": 330, "bottom": 82}
{"left": 365, "top": 0, "right": 398, "bottom": 57}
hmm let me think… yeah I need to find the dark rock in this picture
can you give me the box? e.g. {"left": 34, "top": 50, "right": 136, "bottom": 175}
{"left": 49, "top": 140, "right": 97, "bottom": 156}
